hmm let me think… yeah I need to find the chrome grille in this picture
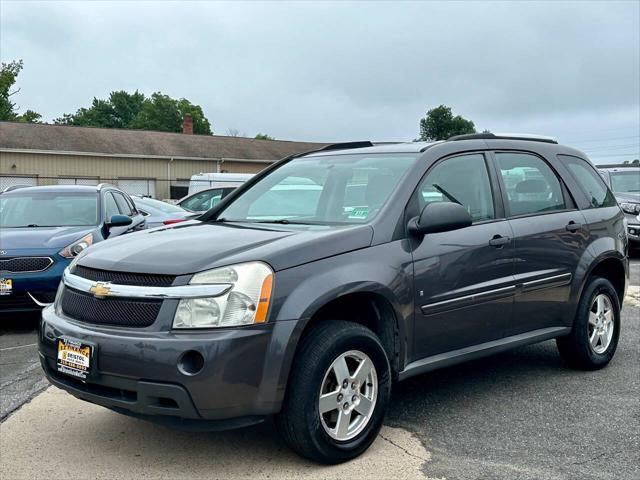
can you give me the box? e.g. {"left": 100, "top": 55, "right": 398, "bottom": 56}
{"left": 74, "top": 265, "right": 175, "bottom": 287}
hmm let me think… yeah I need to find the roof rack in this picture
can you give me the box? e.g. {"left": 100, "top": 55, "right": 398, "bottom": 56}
{"left": 318, "top": 141, "right": 374, "bottom": 151}
{"left": 448, "top": 132, "right": 558, "bottom": 144}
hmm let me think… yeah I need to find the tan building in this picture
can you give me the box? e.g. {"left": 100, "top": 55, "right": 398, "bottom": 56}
{"left": 0, "top": 121, "right": 323, "bottom": 199}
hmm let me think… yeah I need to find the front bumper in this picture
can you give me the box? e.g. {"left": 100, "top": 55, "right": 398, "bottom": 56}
{"left": 625, "top": 213, "right": 640, "bottom": 244}
{"left": 39, "top": 305, "right": 300, "bottom": 426}
{"left": 0, "top": 255, "right": 69, "bottom": 313}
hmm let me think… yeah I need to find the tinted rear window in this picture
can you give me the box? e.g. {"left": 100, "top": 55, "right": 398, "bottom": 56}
{"left": 558, "top": 155, "right": 617, "bottom": 208}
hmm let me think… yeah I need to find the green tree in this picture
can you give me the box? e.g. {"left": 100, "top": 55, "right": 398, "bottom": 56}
{"left": 16, "top": 110, "right": 42, "bottom": 123}
{"left": 0, "top": 59, "right": 41, "bottom": 122}
{"left": 418, "top": 105, "right": 475, "bottom": 141}
{"left": 130, "top": 93, "right": 182, "bottom": 132}
{"left": 56, "top": 90, "right": 212, "bottom": 134}
{"left": 254, "top": 133, "right": 275, "bottom": 140}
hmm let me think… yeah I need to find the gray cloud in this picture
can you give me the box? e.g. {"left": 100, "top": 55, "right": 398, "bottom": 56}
{"left": 1, "top": 0, "right": 638, "bottom": 163}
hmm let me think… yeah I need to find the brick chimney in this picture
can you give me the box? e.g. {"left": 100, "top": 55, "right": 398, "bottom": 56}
{"left": 182, "top": 114, "right": 193, "bottom": 135}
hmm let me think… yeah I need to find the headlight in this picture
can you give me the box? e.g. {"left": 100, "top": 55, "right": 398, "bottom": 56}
{"left": 59, "top": 234, "right": 93, "bottom": 258}
{"left": 620, "top": 202, "right": 640, "bottom": 215}
{"left": 173, "top": 262, "right": 273, "bottom": 329}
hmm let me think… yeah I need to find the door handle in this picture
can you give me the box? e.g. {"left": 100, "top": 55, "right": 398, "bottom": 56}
{"left": 489, "top": 234, "right": 510, "bottom": 247}
{"left": 566, "top": 221, "right": 582, "bottom": 232}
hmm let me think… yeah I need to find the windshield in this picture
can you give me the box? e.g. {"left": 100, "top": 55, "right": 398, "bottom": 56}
{"left": 610, "top": 171, "right": 640, "bottom": 193}
{"left": 0, "top": 192, "right": 99, "bottom": 227}
{"left": 216, "top": 153, "right": 418, "bottom": 224}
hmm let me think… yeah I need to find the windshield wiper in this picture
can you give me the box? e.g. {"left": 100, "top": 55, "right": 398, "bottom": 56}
{"left": 432, "top": 183, "right": 462, "bottom": 205}
{"left": 3, "top": 224, "right": 42, "bottom": 228}
{"left": 251, "top": 219, "right": 321, "bottom": 225}
{"left": 210, "top": 218, "right": 321, "bottom": 226}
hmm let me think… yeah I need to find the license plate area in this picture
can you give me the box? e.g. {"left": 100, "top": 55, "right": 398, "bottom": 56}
{"left": 0, "top": 278, "right": 12, "bottom": 296}
{"left": 57, "top": 337, "right": 95, "bottom": 380}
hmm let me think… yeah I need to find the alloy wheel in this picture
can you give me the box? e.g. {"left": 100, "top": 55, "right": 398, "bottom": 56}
{"left": 318, "top": 350, "right": 378, "bottom": 441}
{"left": 588, "top": 293, "right": 615, "bottom": 355}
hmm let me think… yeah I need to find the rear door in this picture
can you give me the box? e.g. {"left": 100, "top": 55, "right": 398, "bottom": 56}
{"left": 491, "top": 151, "right": 588, "bottom": 336}
{"left": 410, "top": 152, "right": 515, "bottom": 359}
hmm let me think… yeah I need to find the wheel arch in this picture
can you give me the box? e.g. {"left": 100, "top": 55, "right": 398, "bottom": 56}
{"left": 579, "top": 251, "right": 627, "bottom": 308}
{"left": 275, "top": 282, "right": 410, "bottom": 397}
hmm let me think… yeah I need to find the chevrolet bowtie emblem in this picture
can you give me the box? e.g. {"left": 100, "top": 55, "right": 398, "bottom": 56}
{"left": 89, "top": 282, "right": 112, "bottom": 298}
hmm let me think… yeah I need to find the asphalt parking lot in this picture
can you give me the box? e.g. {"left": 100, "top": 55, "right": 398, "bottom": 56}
{"left": 1, "top": 257, "right": 639, "bottom": 480}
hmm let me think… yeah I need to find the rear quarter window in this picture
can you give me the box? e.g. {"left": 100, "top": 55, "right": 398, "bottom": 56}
{"left": 558, "top": 155, "right": 617, "bottom": 208}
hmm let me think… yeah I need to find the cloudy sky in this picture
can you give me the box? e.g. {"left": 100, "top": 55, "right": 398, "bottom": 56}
{"left": 1, "top": 0, "right": 639, "bottom": 163}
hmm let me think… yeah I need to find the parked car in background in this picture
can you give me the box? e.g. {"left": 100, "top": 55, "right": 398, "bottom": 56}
{"left": 1, "top": 184, "right": 32, "bottom": 194}
{"left": 131, "top": 195, "right": 198, "bottom": 228}
{"left": 39, "top": 134, "right": 628, "bottom": 463}
{"left": 188, "top": 172, "right": 253, "bottom": 195}
{"left": 177, "top": 187, "right": 236, "bottom": 213}
{"left": 598, "top": 165, "right": 640, "bottom": 246}
{"left": 0, "top": 184, "right": 145, "bottom": 313}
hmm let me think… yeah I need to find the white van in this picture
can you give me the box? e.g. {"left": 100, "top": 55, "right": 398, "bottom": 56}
{"left": 188, "top": 173, "right": 254, "bottom": 195}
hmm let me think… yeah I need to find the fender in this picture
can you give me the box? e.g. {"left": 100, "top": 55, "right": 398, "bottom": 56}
{"left": 269, "top": 240, "right": 414, "bottom": 396}
{"left": 570, "top": 235, "right": 627, "bottom": 327}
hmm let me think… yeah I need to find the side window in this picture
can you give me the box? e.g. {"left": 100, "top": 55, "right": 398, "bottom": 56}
{"left": 124, "top": 195, "right": 138, "bottom": 214}
{"left": 558, "top": 155, "right": 617, "bottom": 208}
{"left": 182, "top": 189, "right": 225, "bottom": 212}
{"left": 112, "top": 192, "right": 133, "bottom": 215}
{"left": 104, "top": 193, "right": 120, "bottom": 219}
{"left": 495, "top": 152, "right": 567, "bottom": 217}
{"left": 416, "top": 154, "right": 495, "bottom": 222}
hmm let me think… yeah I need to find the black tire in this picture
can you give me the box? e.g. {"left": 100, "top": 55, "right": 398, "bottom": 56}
{"left": 556, "top": 276, "right": 621, "bottom": 370}
{"left": 275, "top": 320, "right": 391, "bottom": 464}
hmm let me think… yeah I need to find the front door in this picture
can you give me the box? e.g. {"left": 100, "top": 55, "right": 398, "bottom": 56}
{"left": 410, "top": 153, "right": 515, "bottom": 360}
{"left": 492, "top": 151, "right": 588, "bottom": 336}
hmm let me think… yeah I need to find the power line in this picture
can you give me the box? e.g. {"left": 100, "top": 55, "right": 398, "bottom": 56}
{"left": 581, "top": 143, "right": 640, "bottom": 152}
{"left": 567, "top": 135, "right": 640, "bottom": 144}
{"left": 561, "top": 126, "right": 640, "bottom": 140}
{"left": 587, "top": 153, "right": 640, "bottom": 158}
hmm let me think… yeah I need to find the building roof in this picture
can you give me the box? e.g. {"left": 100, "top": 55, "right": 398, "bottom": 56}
{"left": 0, "top": 121, "right": 325, "bottom": 162}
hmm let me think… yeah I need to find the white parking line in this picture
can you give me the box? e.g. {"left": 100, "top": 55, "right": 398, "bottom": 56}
{"left": 0, "top": 342, "right": 37, "bottom": 352}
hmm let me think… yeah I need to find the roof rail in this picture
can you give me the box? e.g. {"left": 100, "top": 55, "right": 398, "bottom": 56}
{"left": 318, "top": 141, "right": 374, "bottom": 151}
{"left": 448, "top": 132, "right": 558, "bottom": 144}
{"left": 281, "top": 141, "right": 375, "bottom": 162}
{"left": 96, "top": 182, "right": 117, "bottom": 190}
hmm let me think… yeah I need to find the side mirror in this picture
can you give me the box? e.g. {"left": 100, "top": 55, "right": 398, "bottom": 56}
{"left": 408, "top": 202, "right": 472, "bottom": 235}
{"left": 106, "top": 214, "right": 132, "bottom": 228}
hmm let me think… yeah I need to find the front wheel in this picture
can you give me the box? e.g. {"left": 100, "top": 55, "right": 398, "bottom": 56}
{"left": 556, "top": 276, "right": 621, "bottom": 370}
{"left": 276, "top": 320, "right": 391, "bottom": 464}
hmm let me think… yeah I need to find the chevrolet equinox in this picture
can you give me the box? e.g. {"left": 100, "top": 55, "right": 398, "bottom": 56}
{"left": 39, "top": 133, "right": 629, "bottom": 463}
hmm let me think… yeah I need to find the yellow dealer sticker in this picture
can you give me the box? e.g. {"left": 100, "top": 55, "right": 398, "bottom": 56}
{"left": 0, "top": 278, "right": 12, "bottom": 296}
{"left": 57, "top": 338, "right": 93, "bottom": 379}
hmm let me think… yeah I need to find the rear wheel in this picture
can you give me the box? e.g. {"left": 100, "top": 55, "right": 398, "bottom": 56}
{"left": 276, "top": 320, "right": 391, "bottom": 464}
{"left": 556, "top": 276, "right": 621, "bottom": 370}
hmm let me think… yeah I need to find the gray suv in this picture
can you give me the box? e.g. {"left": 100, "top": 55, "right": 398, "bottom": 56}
{"left": 39, "top": 134, "right": 629, "bottom": 463}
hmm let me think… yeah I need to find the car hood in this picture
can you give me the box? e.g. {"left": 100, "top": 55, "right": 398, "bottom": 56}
{"left": 0, "top": 226, "right": 96, "bottom": 251}
{"left": 77, "top": 221, "right": 374, "bottom": 275}
{"left": 614, "top": 192, "right": 640, "bottom": 204}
